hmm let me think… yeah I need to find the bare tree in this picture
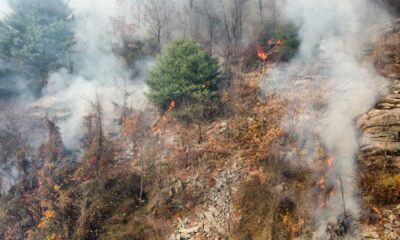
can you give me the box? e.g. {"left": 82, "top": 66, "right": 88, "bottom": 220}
{"left": 253, "top": 0, "right": 278, "bottom": 30}
{"left": 161, "top": 0, "right": 172, "bottom": 41}
{"left": 219, "top": 0, "right": 232, "bottom": 44}
{"left": 123, "top": 112, "right": 159, "bottom": 203}
{"left": 142, "top": 0, "right": 163, "bottom": 52}
{"left": 136, "top": 0, "right": 142, "bottom": 29}
{"left": 83, "top": 92, "right": 105, "bottom": 174}
{"left": 218, "top": 0, "right": 248, "bottom": 45}
{"left": 270, "top": 0, "right": 277, "bottom": 30}
{"left": 214, "top": 0, "right": 249, "bottom": 76}
{"left": 37, "top": 119, "right": 65, "bottom": 209}
{"left": 199, "top": 0, "right": 221, "bottom": 53}
{"left": 112, "top": 78, "right": 131, "bottom": 126}
{"left": 231, "top": 0, "right": 248, "bottom": 45}
{"left": 255, "top": 0, "right": 265, "bottom": 26}
{"left": 142, "top": 0, "right": 171, "bottom": 52}
{"left": 132, "top": 113, "right": 148, "bottom": 202}
{"left": 0, "top": 104, "right": 32, "bottom": 190}
{"left": 92, "top": 95, "right": 104, "bottom": 171}
{"left": 45, "top": 119, "right": 64, "bottom": 166}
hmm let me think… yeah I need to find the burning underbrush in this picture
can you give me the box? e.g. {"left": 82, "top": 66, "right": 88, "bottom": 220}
{"left": 246, "top": 63, "right": 374, "bottom": 239}
{"left": 213, "top": 64, "right": 366, "bottom": 239}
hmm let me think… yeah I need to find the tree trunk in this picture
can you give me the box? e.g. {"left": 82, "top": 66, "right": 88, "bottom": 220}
{"left": 139, "top": 155, "right": 144, "bottom": 202}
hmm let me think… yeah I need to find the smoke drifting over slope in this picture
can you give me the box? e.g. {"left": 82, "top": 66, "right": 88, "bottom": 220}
{"left": 33, "top": 0, "right": 291, "bottom": 148}
{"left": 265, "top": 0, "right": 390, "bottom": 238}
{"left": 40, "top": 1, "right": 153, "bottom": 148}
{"left": 0, "top": 0, "right": 290, "bottom": 148}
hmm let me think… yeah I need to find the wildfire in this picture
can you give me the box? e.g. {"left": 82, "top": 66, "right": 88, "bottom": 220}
{"left": 291, "top": 219, "right": 305, "bottom": 236}
{"left": 316, "top": 155, "right": 337, "bottom": 210}
{"left": 320, "top": 200, "right": 326, "bottom": 209}
{"left": 371, "top": 206, "right": 383, "bottom": 219}
{"left": 327, "top": 156, "right": 334, "bottom": 168}
{"left": 151, "top": 100, "right": 176, "bottom": 132}
{"left": 320, "top": 189, "right": 336, "bottom": 209}
{"left": 168, "top": 99, "right": 176, "bottom": 112}
{"left": 256, "top": 45, "right": 269, "bottom": 61}
{"left": 127, "top": 42, "right": 137, "bottom": 49}
{"left": 317, "top": 176, "right": 326, "bottom": 189}
{"left": 328, "top": 190, "right": 335, "bottom": 198}
{"left": 256, "top": 39, "right": 285, "bottom": 62}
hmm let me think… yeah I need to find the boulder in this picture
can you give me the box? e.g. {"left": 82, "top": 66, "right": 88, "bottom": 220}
{"left": 359, "top": 19, "right": 400, "bottom": 239}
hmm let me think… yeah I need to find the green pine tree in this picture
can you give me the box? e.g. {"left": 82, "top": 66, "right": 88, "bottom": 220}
{"left": 0, "top": 0, "right": 75, "bottom": 95}
{"left": 146, "top": 39, "right": 219, "bottom": 113}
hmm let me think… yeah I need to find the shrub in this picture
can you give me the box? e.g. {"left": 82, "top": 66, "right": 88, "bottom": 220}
{"left": 146, "top": 39, "right": 219, "bottom": 113}
{"left": 0, "top": 0, "right": 75, "bottom": 95}
{"left": 275, "top": 23, "right": 300, "bottom": 61}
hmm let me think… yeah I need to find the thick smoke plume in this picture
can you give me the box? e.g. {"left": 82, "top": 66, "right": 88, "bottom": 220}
{"left": 32, "top": 0, "right": 290, "bottom": 148}
{"left": 264, "top": 0, "right": 390, "bottom": 238}
{"left": 11, "top": 0, "right": 289, "bottom": 149}
{"left": 39, "top": 0, "right": 153, "bottom": 148}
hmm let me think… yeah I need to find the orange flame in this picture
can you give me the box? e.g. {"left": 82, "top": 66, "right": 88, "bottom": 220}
{"left": 327, "top": 157, "right": 334, "bottom": 168}
{"left": 168, "top": 100, "right": 176, "bottom": 112}
{"left": 256, "top": 39, "right": 285, "bottom": 61}
{"left": 371, "top": 206, "right": 383, "bottom": 219}
{"left": 151, "top": 100, "right": 176, "bottom": 132}
{"left": 276, "top": 40, "right": 285, "bottom": 46}
{"left": 317, "top": 177, "right": 325, "bottom": 189}
{"left": 256, "top": 45, "right": 269, "bottom": 61}
{"left": 162, "top": 115, "right": 167, "bottom": 122}
{"left": 320, "top": 190, "right": 336, "bottom": 209}
{"left": 291, "top": 219, "right": 305, "bottom": 235}
{"left": 329, "top": 190, "right": 335, "bottom": 198}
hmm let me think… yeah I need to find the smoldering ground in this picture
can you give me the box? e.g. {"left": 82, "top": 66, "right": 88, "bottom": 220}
{"left": 0, "top": 0, "right": 290, "bottom": 149}
{"left": 262, "top": 0, "right": 391, "bottom": 238}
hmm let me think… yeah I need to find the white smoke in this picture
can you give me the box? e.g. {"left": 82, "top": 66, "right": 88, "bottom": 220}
{"left": 45, "top": 0, "right": 288, "bottom": 149}
{"left": 41, "top": 0, "right": 154, "bottom": 148}
{"left": 264, "top": 0, "right": 390, "bottom": 238}
{"left": 0, "top": 0, "right": 289, "bottom": 149}
{"left": 0, "top": 0, "right": 10, "bottom": 18}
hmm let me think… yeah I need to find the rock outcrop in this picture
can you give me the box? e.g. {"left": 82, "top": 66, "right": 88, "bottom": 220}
{"left": 373, "top": 19, "right": 400, "bottom": 79}
{"left": 169, "top": 169, "right": 243, "bottom": 240}
{"left": 358, "top": 19, "right": 400, "bottom": 198}
{"left": 357, "top": 18, "right": 400, "bottom": 240}
{"left": 357, "top": 90, "right": 400, "bottom": 173}
{"left": 362, "top": 205, "right": 400, "bottom": 240}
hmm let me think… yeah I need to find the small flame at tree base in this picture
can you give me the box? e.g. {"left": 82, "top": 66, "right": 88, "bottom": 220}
{"left": 151, "top": 100, "right": 176, "bottom": 132}
{"left": 255, "top": 39, "right": 285, "bottom": 62}
{"left": 168, "top": 99, "right": 176, "bottom": 112}
{"left": 291, "top": 219, "right": 305, "bottom": 237}
{"left": 256, "top": 45, "right": 269, "bottom": 61}
{"left": 327, "top": 156, "right": 334, "bottom": 168}
{"left": 317, "top": 176, "right": 326, "bottom": 189}
{"left": 371, "top": 206, "right": 383, "bottom": 219}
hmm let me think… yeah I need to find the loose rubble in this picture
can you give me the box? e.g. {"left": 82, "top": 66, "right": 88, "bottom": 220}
{"left": 169, "top": 169, "right": 243, "bottom": 240}
{"left": 358, "top": 18, "right": 400, "bottom": 240}
{"left": 362, "top": 205, "right": 400, "bottom": 240}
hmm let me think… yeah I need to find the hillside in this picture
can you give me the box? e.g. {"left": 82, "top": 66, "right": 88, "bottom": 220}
{"left": 0, "top": 1, "right": 399, "bottom": 240}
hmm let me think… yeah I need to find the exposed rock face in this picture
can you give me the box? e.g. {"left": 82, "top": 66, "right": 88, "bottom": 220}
{"left": 362, "top": 205, "right": 400, "bottom": 240}
{"left": 358, "top": 18, "right": 400, "bottom": 197}
{"left": 28, "top": 96, "right": 72, "bottom": 122}
{"left": 357, "top": 18, "right": 400, "bottom": 240}
{"left": 169, "top": 169, "right": 243, "bottom": 240}
{"left": 373, "top": 19, "right": 400, "bottom": 79}
{"left": 357, "top": 90, "right": 400, "bottom": 173}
